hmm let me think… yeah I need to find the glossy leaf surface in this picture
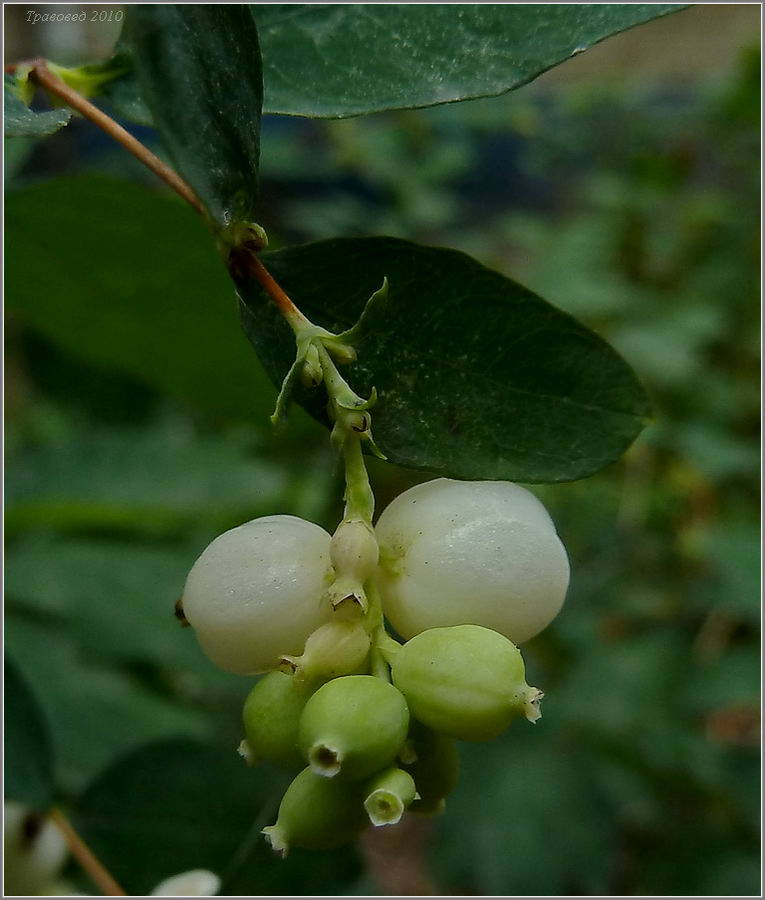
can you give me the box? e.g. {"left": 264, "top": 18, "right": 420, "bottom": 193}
{"left": 4, "top": 75, "right": 70, "bottom": 137}
{"left": 6, "top": 177, "right": 274, "bottom": 421}
{"left": 239, "top": 237, "right": 651, "bottom": 483}
{"left": 125, "top": 5, "right": 263, "bottom": 226}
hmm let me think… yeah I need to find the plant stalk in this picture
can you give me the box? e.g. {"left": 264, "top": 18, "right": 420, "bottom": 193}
{"left": 12, "top": 58, "right": 310, "bottom": 327}
{"left": 29, "top": 61, "right": 205, "bottom": 216}
{"left": 50, "top": 807, "right": 126, "bottom": 896}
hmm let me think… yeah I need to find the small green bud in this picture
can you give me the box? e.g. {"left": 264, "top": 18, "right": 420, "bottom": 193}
{"left": 363, "top": 767, "right": 417, "bottom": 827}
{"left": 402, "top": 721, "right": 460, "bottom": 815}
{"left": 300, "top": 343, "right": 324, "bottom": 389}
{"left": 242, "top": 671, "right": 313, "bottom": 770}
{"left": 262, "top": 767, "right": 368, "bottom": 854}
{"left": 280, "top": 621, "right": 370, "bottom": 684}
{"left": 299, "top": 675, "right": 410, "bottom": 781}
{"left": 391, "top": 625, "right": 543, "bottom": 742}
{"left": 327, "top": 520, "right": 379, "bottom": 612}
{"left": 324, "top": 339, "right": 357, "bottom": 365}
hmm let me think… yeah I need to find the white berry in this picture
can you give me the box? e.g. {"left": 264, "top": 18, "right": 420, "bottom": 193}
{"left": 182, "top": 516, "right": 334, "bottom": 674}
{"left": 375, "top": 479, "right": 569, "bottom": 644}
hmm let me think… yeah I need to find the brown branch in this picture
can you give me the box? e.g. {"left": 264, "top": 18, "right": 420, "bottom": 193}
{"left": 13, "top": 58, "right": 308, "bottom": 330}
{"left": 247, "top": 256, "right": 310, "bottom": 327}
{"left": 29, "top": 61, "right": 206, "bottom": 217}
{"left": 50, "top": 807, "right": 126, "bottom": 897}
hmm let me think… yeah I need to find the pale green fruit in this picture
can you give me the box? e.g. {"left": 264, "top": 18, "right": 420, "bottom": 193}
{"left": 280, "top": 621, "right": 371, "bottom": 684}
{"left": 299, "top": 675, "right": 410, "bottom": 781}
{"left": 242, "top": 671, "right": 314, "bottom": 770}
{"left": 402, "top": 721, "right": 460, "bottom": 815}
{"left": 262, "top": 767, "right": 368, "bottom": 854}
{"left": 376, "top": 478, "right": 569, "bottom": 644}
{"left": 182, "top": 516, "right": 333, "bottom": 674}
{"left": 363, "top": 767, "right": 417, "bottom": 826}
{"left": 391, "top": 625, "right": 543, "bottom": 742}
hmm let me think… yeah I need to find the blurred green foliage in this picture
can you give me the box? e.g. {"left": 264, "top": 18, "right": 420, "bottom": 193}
{"left": 5, "top": 45, "right": 759, "bottom": 896}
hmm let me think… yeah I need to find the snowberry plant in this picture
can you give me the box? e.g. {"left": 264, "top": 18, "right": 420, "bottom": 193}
{"left": 6, "top": 1, "right": 687, "bottom": 879}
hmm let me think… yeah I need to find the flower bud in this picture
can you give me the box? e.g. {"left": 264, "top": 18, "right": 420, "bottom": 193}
{"left": 299, "top": 675, "right": 410, "bottom": 781}
{"left": 262, "top": 767, "right": 368, "bottom": 854}
{"left": 391, "top": 625, "right": 543, "bottom": 742}
{"left": 324, "top": 339, "right": 357, "bottom": 365}
{"left": 327, "top": 520, "right": 379, "bottom": 612}
{"left": 280, "top": 621, "right": 370, "bottom": 684}
{"left": 300, "top": 343, "right": 324, "bottom": 389}
{"left": 363, "top": 767, "right": 417, "bottom": 827}
{"left": 242, "top": 671, "right": 315, "bottom": 770}
{"left": 402, "top": 722, "right": 460, "bottom": 815}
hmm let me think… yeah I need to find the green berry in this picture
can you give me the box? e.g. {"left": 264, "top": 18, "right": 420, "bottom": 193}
{"left": 402, "top": 722, "right": 460, "bottom": 815}
{"left": 242, "top": 671, "right": 314, "bottom": 770}
{"left": 391, "top": 625, "right": 543, "bottom": 742}
{"left": 280, "top": 621, "right": 370, "bottom": 684}
{"left": 262, "top": 767, "right": 368, "bottom": 854}
{"left": 363, "top": 767, "right": 417, "bottom": 827}
{"left": 299, "top": 675, "right": 410, "bottom": 780}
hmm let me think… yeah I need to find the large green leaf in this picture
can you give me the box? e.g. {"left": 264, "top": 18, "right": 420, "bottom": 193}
{"left": 4, "top": 75, "right": 70, "bottom": 137}
{"left": 238, "top": 238, "right": 650, "bottom": 483}
{"left": 6, "top": 617, "right": 210, "bottom": 793}
{"left": 73, "top": 739, "right": 362, "bottom": 895}
{"left": 5, "top": 537, "right": 211, "bottom": 670}
{"left": 432, "top": 732, "right": 615, "bottom": 895}
{"left": 102, "top": 5, "right": 685, "bottom": 122}
{"left": 5, "top": 656, "right": 55, "bottom": 810}
{"left": 5, "top": 426, "right": 288, "bottom": 537}
{"left": 6, "top": 176, "right": 274, "bottom": 421}
{"left": 250, "top": 4, "right": 686, "bottom": 118}
{"left": 125, "top": 5, "right": 263, "bottom": 227}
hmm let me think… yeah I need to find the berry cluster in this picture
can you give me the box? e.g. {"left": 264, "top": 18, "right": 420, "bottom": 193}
{"left": 181, "top": 478, "right": 569, "bottom": 854}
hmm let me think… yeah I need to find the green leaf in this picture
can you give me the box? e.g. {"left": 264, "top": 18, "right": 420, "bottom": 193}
{"left": 125, "top": 5, "right": 263, "bottom": 227}
{"left": 5, "top": 537, "right": 210, "bottom": 670}
{"left": 72, "top": 739, "right": 362, "bottom": 896}
{"left": 238, "top": 238, "right": 650, "bottom": 483}
{"left": 100, "top": 6, "right": 686, "bottom": 122}
{"left": 5, "top": 425, "right": 289, "bottom": 537}
{"left": 6, "top": 616, "right": 211, "bottom": 793}
{"left": 4, "top": 75, "right": 70, "bottom": 137}
{"left": 250, "top": 4, "right": 686, "bottom": 118}
{"left": 433, "top": 733, "right": 615, "bottom": 895}
{"left": 5, "top": 656, "right": 55, "bottom": 810}
{"left": 6, "top": 176, "right": 274, "bottom": 421}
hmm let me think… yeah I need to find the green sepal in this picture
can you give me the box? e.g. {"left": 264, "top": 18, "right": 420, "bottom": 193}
{"left": 11, "top": 67, "right": 35, "bottom": 105}
{"left": 270, "top": 349, "right": 309, "bottom": 426}
{"left": 334, "top": 385, "right": 378, "bottom": 413}
{"left": 336, "top": 277, "right": 389, "bottom": 345}
{"left": 46, "top": 56, "right": 131, "bottom": 99}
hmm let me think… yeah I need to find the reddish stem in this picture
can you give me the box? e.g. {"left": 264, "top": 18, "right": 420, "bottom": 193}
{"left": 30, "top": 61, "right": 205, "bottom": 216}
{"left": 50, "top": 807, "right": 126, "bottom": 896}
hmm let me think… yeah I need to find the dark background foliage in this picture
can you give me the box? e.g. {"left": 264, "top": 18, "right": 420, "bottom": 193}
{"left": 4, "top": 4, "right": 760, "bottom": 896}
